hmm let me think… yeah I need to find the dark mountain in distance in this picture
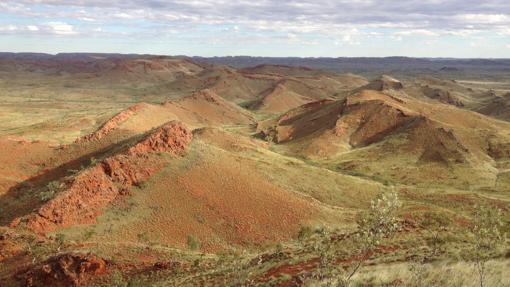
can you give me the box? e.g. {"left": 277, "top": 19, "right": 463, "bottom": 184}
{"left": 191, "top": 56, "right": 510, "bottom": 78}
{"left": 2, "top": 52, "right": 510, "bottom": 79}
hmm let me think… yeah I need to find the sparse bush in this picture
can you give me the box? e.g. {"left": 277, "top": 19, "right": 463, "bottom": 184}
{"left": 264, "top": 134, "right": 274, "bottom": 143}
{"left": 55, "top": 233, "right": 66, "bottom": 251}
{"left": 38, "top": 181, "right": 61, "bottom": 202}
{"left": 83, "top": 229, "right": 96, "bottom": 240}
{"left": 307, "top": 191, "right": 401, "bottom": 287}
{"left": 137, "top": 232, "right": 150, "bottom": 243}
{"left": 408, "top": 262, "right": 429, "bottom": 287}
{"left": 187, "top": 235, "right": 200, "bottom": 250}
{"left": 346, "top": 191, "right": 401, "bottom": 283}
{"left": 67, "top": 164, "right": 85, "bottom": 175}
{"left": 108, "top": 270, "right": 128, "bottom": 287}
{"left": 469, "top": 205, "right": 506, "bottom": 287}
{"left": 309, "top": 228, "right": 338, "bottom": 282}
{"left": 298, "top": 225, "right": 314, "bottom": 241}
{"left": 26, "top": 235, "right": 51, "bottom": 263}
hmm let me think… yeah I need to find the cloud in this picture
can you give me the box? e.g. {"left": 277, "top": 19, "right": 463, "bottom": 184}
{"left": 47, "top": 22, "right": 76, "bottom": 35}
{"left": 457, "top": 14, "right": 509, "bottom": 24}
{"left": 112, "top": 12, "right": 136, "bottom": 19}
{"left": 3, "top": 1, "right": 510, "bottom": 31}
{"left": 0, "top": 22, "right": 77, "bottom": 35}
{"left": 394, "top": 29, "right": 440, "bottom": 37}
{"left": 0, "top": 0, "right": 509, "bottom": 50}
{"left": 0, "top": 25, "right": 18, "bottom": 32}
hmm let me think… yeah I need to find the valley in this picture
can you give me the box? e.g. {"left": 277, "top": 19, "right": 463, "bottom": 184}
{"left": 0, "top": 54, "right": 509, "bottom": 287}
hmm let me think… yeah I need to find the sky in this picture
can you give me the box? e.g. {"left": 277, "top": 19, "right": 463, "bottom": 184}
{"left": 0, "top": 0, "right": 509, "bottom": 58}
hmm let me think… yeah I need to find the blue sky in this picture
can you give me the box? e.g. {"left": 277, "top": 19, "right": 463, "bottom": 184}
{"left": 1, "top": 0, "right": 509, "bottom": 58}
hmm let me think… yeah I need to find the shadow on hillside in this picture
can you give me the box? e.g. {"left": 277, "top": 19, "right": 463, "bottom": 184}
{"left": 0, "top": 134, "right": 143, "bottom": 226}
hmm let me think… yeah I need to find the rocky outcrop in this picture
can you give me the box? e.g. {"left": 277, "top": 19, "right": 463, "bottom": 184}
{"left": 16, "top": 253, "right": 108, "bottom": 287}
{"left": 127, "top": 120, "right": 193, "bottom": 156}
{"left": 340, "top": 100, "right": 418, "bottom": 147}
{"left": 411, "top": 119, "right": 468, "bottom": 165}
{"left": 256, "top": 90, "right": 470, "bottom": 163}
{"left": 362, "top": 75, "right": 403, "bottom": 91}
{"left": 12, "top": 121, "right": 192, "bottom": 233}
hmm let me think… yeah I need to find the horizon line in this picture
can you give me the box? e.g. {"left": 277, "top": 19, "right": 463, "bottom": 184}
{"left": 1, "top": 51, "right": 510, "bottom": 60}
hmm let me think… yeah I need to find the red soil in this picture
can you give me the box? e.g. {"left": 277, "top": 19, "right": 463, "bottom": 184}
{"left": 253, "top": 82, "right": 313, "bottom": 113}
{"left": 0, "top": 138, "right": 53, "bottom": 194}
{"left": 121, "top": 154, "right": 318, "bottom": 251}
{"left": 12, "top": 121, "right": 192, "bottom": 233}
{"left": 260, "top": 257, "right": 320, "bottom": 286}
{"left": 163, "top": 89, "right": 255, "bottom": 126}
{"left": 194, "top": 127, "right": 268, "bottom": 152}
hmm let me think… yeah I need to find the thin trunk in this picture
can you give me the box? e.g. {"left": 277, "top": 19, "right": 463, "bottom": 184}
{"left": 346, "top": 258, "right": 364, "bottom": 281}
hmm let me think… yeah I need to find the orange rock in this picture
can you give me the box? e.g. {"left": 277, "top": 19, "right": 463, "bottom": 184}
{"left": 17, "top": 253, "right": 108, "bottom": 287}
{"left": 12, "top": 121, "right": 192, "bottom": 233}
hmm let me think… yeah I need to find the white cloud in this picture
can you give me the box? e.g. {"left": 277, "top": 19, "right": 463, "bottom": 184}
{"left": 394, "top": 29, "right": 439, "bottom": 37}
{"left": 47, "top": 22, "right": 76, "bottom": 35}
{"left": 0, "top": 25, "right": 18, "bottom": 32}
{"left": 79, "top": 17, "right": 95, "bottom": 22}
{"left": 444, "top": 29, "right": 478, "bottom": 37}
{"left": 1, "top": 0, "right": 510, "bottom": 50}
{"left": 457, "top": 14, "right": 509, "bottom": 24}
{"left": 113, "top": 12, "right": 134, "bottom": 19}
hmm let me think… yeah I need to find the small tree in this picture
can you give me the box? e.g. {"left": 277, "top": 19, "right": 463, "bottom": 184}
{"left": 309, "top": 191, "right": 402, "bottom": 286}
{"left": 310, "top": 228, "right": 339, "bottom": 282}
{"left": 346, "top": 191, "right": 401, "bottom": 283}
{"left": 470, "top": 205, "right": 506, "bottom": 287}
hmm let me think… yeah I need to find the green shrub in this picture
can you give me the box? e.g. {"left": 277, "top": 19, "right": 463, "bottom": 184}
{"left": 38, "top": 181, "right": 61, "bottom": 202}
{"left": 298, "top": 225, "right": 314, "bottom": 241}
{"left": 187, "top": 235, "right": 200, "bottom": 250}
{"left": 55, "top": 233, "right": 66, "bottom": 251}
